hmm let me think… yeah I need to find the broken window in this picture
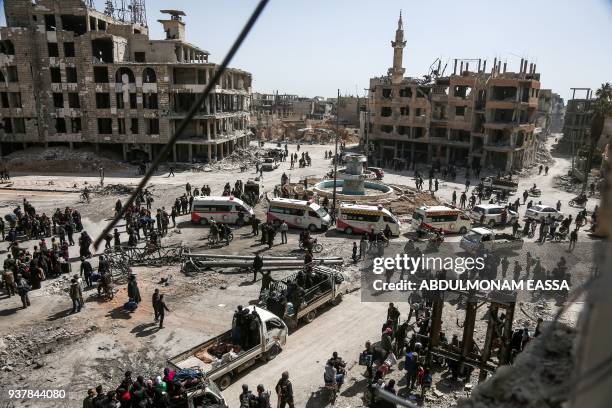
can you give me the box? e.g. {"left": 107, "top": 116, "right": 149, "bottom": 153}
{"left": 48, "top": 42, "right": 59, "bottom": 57}
{"left": 455, "top": 106, "right": 466, "bottom": 117}
{"left": 414, "top": 127, "right": 424, "bottom": 139}
{"left": 491, "top": 86, "right": 517, "bottom": 101}
{"left": 453, "top": 85, "right": 472, "bottom": 99}
{"left": 0, "top": 92, "right": 8, "bottom": 108}
{"left": 143, "top": 93, "right": 158, "bottom": 109}
{"left": 131, "top": 118, "right": 139, "bottom": 134}
{"left": 116, "top": 67, "right": 136, "bottom": 84}
{"left": 6, "top": 66, "right": 18, "bottom": 82}
{"left": 8, "top": 92, "right": 21, "bottom": 108}
{"left": 417, "top": 87, "right": 431, "bottom": 97}
{"left": 521, "top": 86, "right": 530, "bottom": 102}
{"left": 93, "top": 67, "right": 109, "bottom": 83}
{"left": 60, "top": 15, "right": 87, "bottom": 36}
{"left": 98, "top": 20, "right": 107, "bottom": 31}
{"left": 53, "top": 93, "right": 64, "bottom": 108}
{"left": 143, "top": 67, "right": 156, "bottom": 83}
{"left": 55, "top": 117, "right": 66, "bottom": 133}
{"left": 381, "top": 106, "right": 392, "bottom": 117}
{"left": 381, "top": 125, "right": 393, "bottom": 133}
{"left": 382, "top": 88, "right": 392, "bottom": 99}
{"left": 197, "top": 69, "right": 208, "bottom": 84}
{"left": 450, "top": 129, "right": 470, "bottom": 143}
{"left": 12, "top": 117, "right": 25, "bottom": 133}
{"left": 50, "top": 67, "right": 62, "bottom": 83}
{"left": 70, "top": 117, "right": 81, "bottom": 133}
{"left": 66, "top": 67, "right": 77, "bottom": 83}
{"left": 135, "top": 52, "right": 146, "bottom": 62}
{"left": 64, "top": 42, "right": 75, "bottom": 57}
{"left": 400, "top": 106, "right": 410, "bottom": 116}
{"left": 0, "top": 40, "right": 15, "bottom": 55}
{"left": 97, "top": 118, "right": 112, "bottom": 134}
{"left": 415, "top": 108, "right": 424, "bottom": 117}
{"left": 95, "top": 93, "right": 111, "bottom": 109}
{"left": 399, "top": 87, "right": 412, "bottom": 98}
{"left": 2, "top": 118, "right": 12, "bottom": 133}
{"left": 44, "top": 14, "right": 56, "bottom": 31}
{"left": 493, "top": 109, "right": 515, "bottom": 123}
{"left": 146, "top": 118, "right": 160, "bottom": 135}
{"left": 129, "top": 93, "right": 137, "bottom": 109}
{"left": 118, "top": 118, "right": 126, "bottom": 134}
{"left": 432, "top": 127, "right": 447, "bottom": 138}
{"left": 173, "top": 67, "right": 197, "bottom": 84}
{"left": 91, "top": 38, "right": 113, "bottom": 63}
{"left": 116, "top": 93, "right": 125, "bottom": 109}
{"left": 89, "top": 17, "right": 97, "bottom": 31}
{"left": 0, "top": 71, "right": 4, "bottom": 82}
{"left": 68, "top": 93, "right": 80, "bottom": 108}
{"left": 397, "top": 126, "right": 409, "bottom": 135}
{"left": 173, "top": 93, "right": 196, "bottom": 112}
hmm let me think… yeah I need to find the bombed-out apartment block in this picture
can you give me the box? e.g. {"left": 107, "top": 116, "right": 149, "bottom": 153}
{"left": 251, "top": 92, "right": 334, "bottom": 122}
{"left": 0, "top": 0, "right": 251, "bottom": 162}
{"left": 366, "top": 14, "right": 542, "bottom": 171}
{"left": 561, "top": 88, "right": 595, "bottom": 153}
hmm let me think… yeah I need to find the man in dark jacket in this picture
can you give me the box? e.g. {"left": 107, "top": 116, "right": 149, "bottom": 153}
{"left": 69, "top": 278, "right": 82, "bottom": 313}
{"left": 252, "top": 254, "right": 263, "bottom": 282}
{"left": 15, "top": 273, "right": 31, "bottom": 308}
{"left": 255, "top": 384, "right": 271, "bottom": 408}
{"left": 127, "top": 274, "right": 142, "bottom": 303}
{"left": 239, "top": 384, "right": 255, "bottom": 408}
{"left": 275, "top": 371, "right": 294, "bottom": 408}
{"left": 152, "top": 288, "right": 161, "bottom": 322}
{"left": 157, "top": 294, "right": 170, "bottom": 329}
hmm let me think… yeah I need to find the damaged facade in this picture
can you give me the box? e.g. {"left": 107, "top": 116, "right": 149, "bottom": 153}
{"left": 366, "top": 14, "right": 542, "bottom": 171}
{"left": 0, "top": 0, "right": 251, "bottom": 163}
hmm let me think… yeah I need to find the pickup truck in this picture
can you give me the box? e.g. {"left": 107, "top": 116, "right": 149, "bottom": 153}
{"left": 261, "top": 158, "right": 279, "bottom": 171}
{"left": 167, "top": 306, "right": 288, "bottom": 391}
{"left": 482, "top": 177, "right": 518, "bottom": 193}
{"left": 459, "top": 227, "right": 523, "bottom": 254}
{"left": 169, "top": 379, "right": 227, "bottom": 408}
{"left": 262, "top": 266, "right": 345, "bottom": 330}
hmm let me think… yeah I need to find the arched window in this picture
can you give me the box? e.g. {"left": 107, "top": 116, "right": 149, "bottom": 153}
{"left": 142, "top": 67, "right": 156, "bottom": 83}
{"left": 115, "top": 67, "right": 135, "bottom": 84}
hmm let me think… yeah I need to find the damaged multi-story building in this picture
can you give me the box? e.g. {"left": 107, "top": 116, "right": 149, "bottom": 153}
{"left": 0, "top": 0, "right": 251, "bottom": 162}
{"left": 365, "top": 13, "right": 542, "bottom": 171}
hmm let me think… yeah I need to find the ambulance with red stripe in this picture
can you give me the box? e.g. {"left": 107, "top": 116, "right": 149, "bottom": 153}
{"left": 411, "top": 205, "right": 471, "bottom": 234}
{"left": 266, "top": 198, "right": 331, "bottom": 231}
{"left": 191, "top": 196, "right": 254, "bottom": 225}
{"left": 337, "top": 203, "right": 401, "bottom": 236}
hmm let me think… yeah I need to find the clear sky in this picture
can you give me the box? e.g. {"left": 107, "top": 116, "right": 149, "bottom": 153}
{"left": 2, "top": 0, "right": 611, "bottom": 101}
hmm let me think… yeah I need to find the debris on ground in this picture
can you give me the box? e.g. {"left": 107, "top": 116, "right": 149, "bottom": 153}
{"left": 4, "top": 147, "right": 133, "bottom": 173}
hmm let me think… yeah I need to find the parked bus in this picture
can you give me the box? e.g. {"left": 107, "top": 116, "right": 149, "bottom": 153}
{"left": 411, "top": 205, "right": 471, "bottom": 234}
{"left": 191, "top": 196, "right": 254, "bottom": 226}
{"left": 336, "top": 203, "right": 401, "bottom": 236}
{"left": 266, "top": 198, "right": 331, "bottom": 231}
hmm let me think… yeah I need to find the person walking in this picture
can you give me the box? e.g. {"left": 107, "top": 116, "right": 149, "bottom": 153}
{"left": 275, "top": 371, "right": 295, "bottom": 408}
{"left": 252, "top": 253, "right": 263, "bottom": 282}
{"left": 69, "top": 278, "right": 83, "bottom": 313}
{"left": 352, "top": 242, "right": 358, "bottom": 262}
{"left": 569, "top": 229, "right": 578, "bottom": 251}
{"left": 168, "top": 166, "right": 175, "bottom": 177}
{"left": 280, "top": 221, "right": 288, "bottom": 244}
{"left": 127, "top": 274, "right": 142, "bottom": 304}
{"left": 359, "top": 235, "right": 367, "bottom": 260}
{"left": 2, "top": 268, "right": 16, "bottom": 297}
{"left": 152, "top": 288, "right": 161, "bottom": 322}
{"left": 15, "top": 274, "right": 31, "bottom": 309}
{"left": 157, "top": 294, "right": 170, "bottom": 329}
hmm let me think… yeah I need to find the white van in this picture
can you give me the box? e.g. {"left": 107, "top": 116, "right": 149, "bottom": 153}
{"left": 267, "top": 198, "right": 331, "bottom": 231}
{"left": 337, "top": 203, "right": 401, "bottom": 236}
{"left": 469, "top": 204, "right": 518, "bottom": 228}
{"left": 191, "top": 196, "right": 254, "bottom": 226}
{"left": 411, "top": 205, "right": 471, "bottom": 234}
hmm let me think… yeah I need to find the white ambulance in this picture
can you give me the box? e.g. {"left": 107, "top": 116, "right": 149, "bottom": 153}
{"left": 411, "top": 205, "right": 471, "bottom": 234}
{"left": 191, "top": 196, "right": 254, "bottom": 226}
{"left": 336, "top": 203, "right": 401, "bottom": 236}
{"left": 266, "top": 198, "right": 331, "bottom": 231}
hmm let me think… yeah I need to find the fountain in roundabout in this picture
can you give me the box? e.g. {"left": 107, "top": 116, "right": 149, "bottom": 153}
{"left": 312, "top": 153, "right": 395, "bottom": 201}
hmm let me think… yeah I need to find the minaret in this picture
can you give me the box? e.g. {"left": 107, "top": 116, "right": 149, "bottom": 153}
{"left": 388, "top": 11, "right": 406, "bottom": 84}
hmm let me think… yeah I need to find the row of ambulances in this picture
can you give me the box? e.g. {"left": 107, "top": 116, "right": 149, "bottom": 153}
{"left": 190, "top": 196, "right": 476, "bottom": 236}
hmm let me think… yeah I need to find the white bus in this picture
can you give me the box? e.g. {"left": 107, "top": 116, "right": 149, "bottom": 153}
{"left": 191, "top": 196, "right": 254, "bottom": 226}
{"left": 266, "top": 198, "right": 331, "bottom": 231}
{"left": 336, "top": 203, "right": 401, "bottom": 236}
{"left": 411, "top": 205, "right": 471, "bottom": 234}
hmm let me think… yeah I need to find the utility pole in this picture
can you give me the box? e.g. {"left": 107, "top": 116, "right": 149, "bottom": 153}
{"left": 363, "top": 87, "right": 370, "bottom": 162}
{"left": 331, "top": 89, "right": 340, "bottom": 223}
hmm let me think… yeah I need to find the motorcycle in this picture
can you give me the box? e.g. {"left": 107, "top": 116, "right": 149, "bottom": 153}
{"left": 569, "top": 194, "right": 588, "bottom": 208}
{"left": 553, "top": 228, "right": 568, "bottom": 242}
{"left": 528, "top": 187, "right": 541, "bottom": 197}
{"left": 299, "top": 238, "right": 323, "bottom": 253}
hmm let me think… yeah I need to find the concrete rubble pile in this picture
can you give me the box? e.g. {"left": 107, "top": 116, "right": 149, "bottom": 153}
{"left": 457, "top": 323, "right": 575, "bottom": 408}
{"left": 4, "top": 147, "right": 131, "bottom": 173}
